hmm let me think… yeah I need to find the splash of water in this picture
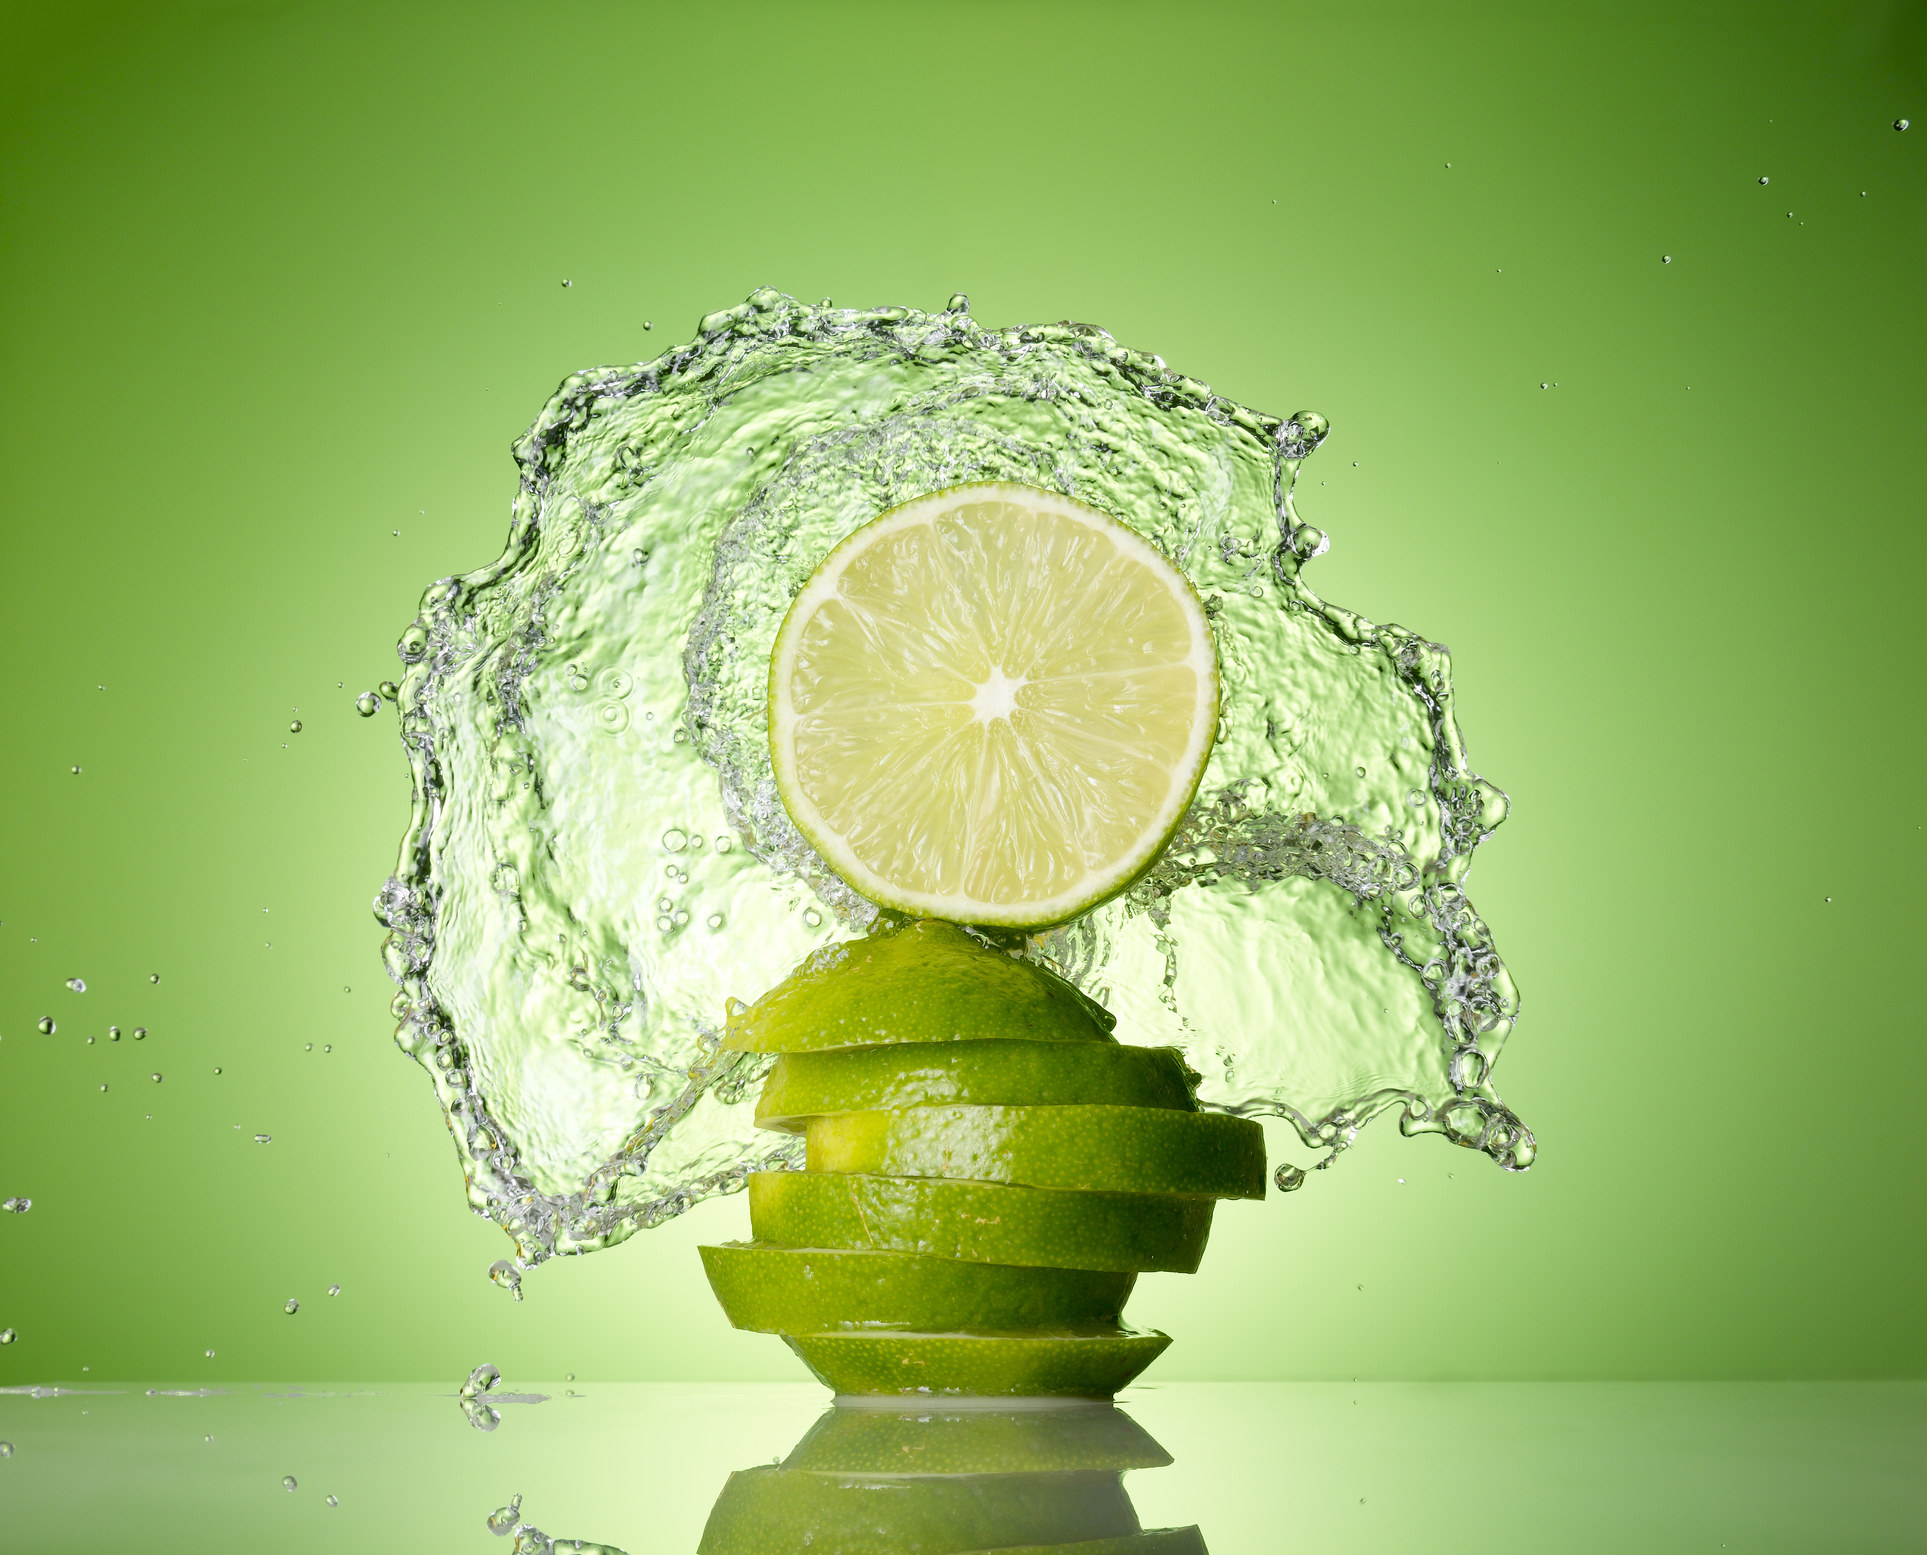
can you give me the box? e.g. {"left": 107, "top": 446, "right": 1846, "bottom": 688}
{"left": 379, "top": 288, "right": 1532, "bottom": 1270}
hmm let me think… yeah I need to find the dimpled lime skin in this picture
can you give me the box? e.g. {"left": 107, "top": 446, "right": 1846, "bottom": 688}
{"left": 697, "top": 1465, "right": 1138, "bottom": 1555}
{"left": 722, "top": 920, "right": 1114, "bottom": 1054}
{"left": 756, "top": 1040, "right": 1196, "bottom": 1130}
{"left": 748, "top": 1170, "right": 1215, "bottom": 1274}
{"left": 783, "top": 1329, "right": 1173, "bottom": 1400}
{"left": 780, "top": 1402, "right": 1172, "bottom": 1474}
{"left": 808, "top": 1106, "right": 1268, "bottom": 1199}
{"left": 699, "top": 1242, "right": 1133, "bottom": 1334}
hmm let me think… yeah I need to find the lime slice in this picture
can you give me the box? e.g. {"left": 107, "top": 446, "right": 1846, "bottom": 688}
{"left": 769, "top": 483, "right": 1219, "bottom": 929}
{"left": 724, "top": 920, "right": 1113, "bottom": 1054}
{"left": 698, "top": 1465, "right": 1138, "bottom": 1554}
{"left": 781, "top": 1402, "right": 1172, "bottom": 1474}
{"left": 748, "top": 1171, "right": 1215, "bottom": 1275}
{"left": 964, "top": 1531, "right": 1208, "bottom": 1555}
{"left": 808, "top": 1106, "right": 1267, "bottom": 1199}
{"left": 700, "top": 1243, "right": 1132, "bottom": 1334}
{"left": 756, "top": 1040, "right": 1196, "bottom": 1131}
{"left": 783, "top": 1329, "right": 1171, "bottom": 1399}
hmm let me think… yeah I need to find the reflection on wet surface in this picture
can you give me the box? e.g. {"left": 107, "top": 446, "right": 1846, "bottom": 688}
{"left": 3, "top": 1381, "right": 1922, "bottom": 1552}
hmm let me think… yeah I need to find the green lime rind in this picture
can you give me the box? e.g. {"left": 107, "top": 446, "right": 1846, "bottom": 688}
{"left": 749, "top": 1170, "right": 1215, "bottom": 1274}
{"left": 722, "top": 920, "right": 1114, "bottom": 1054}
{"left": 960, "top": 1529, "right": 1208, "bottom": 1555}
{"left": 808, "top": 1106, "right": 1267, "bottom": 1200}
{"left": 697, "top": 1465, "right": 1137, "bottom": 1555}
{"left": 781, "top": 1402, "right": 1171, "bottom": 1474}
{"left": 783, "top": 1329, "right": 1172, "bottom": 1399}
{"left": 700, "top": 1242, "right": 1134, "bottom": 1334}
{"left": 757, "top": 1040, "right": 1196, "bottom": 1131}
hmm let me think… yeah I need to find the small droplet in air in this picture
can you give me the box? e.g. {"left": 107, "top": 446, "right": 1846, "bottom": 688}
{"left": 803, "top": 909, "right": 822, "bottom": 928}
{"left": 489, "top": 1495, "right": 524, "bottom": 1534}
{"left": 99, "top": 1084, "right": 108, "bottom": 1092}
{"left": 304, "top": 1042, "right": 313, "bottom": 1052}
{"left": 255, "top": 1133, "right": 272, "bottom": 1144}
{"left": 0, "top": 1441, "right": 12, "bottom": 1456}
{"left": 564, "top": 1372, "right": 575, "bottom": 1382}
{"left": 150, "top": 973, "right": 160, "bottom": 984}
{"left": 327, "top": 1283, "right": 340, "bottom": 1297}
{"left": 1759, "top": 175, "right": 1770, "bottom": 184}
{"left": 323, "top": 1044, "right": 332, "bottom": 1053}
{"left": 288, "top": 720, "right": 302, "bottom": 734}
{"left": 66, "top": 978, "right": 86, "bottom": 993}
{"left": 133, "top": 1027, "right": 147, "bottom": 1039}
{"left": 662, "top": 828, "right": 687, "bottom": 852}
{"left": 1274, "top": 1163, "right": 1307, "bottom": 1192}
{"left": 1, "top": 1198, "right": 28, "bottom": 1213}
{"left": 561, "top": 278, "right": 571, "bottom": 288}
{"left": 213, "top": 1067, "right": 221, "bottom": 1075}
{"left": 108, "top": 1026, "right": 120, "bottom": 1041}
{"left": 204, "top": 1349, "right": 214, "bottom": 1358}
{"left": 150, "top": 1073, "right": 161, "bottom": 1083}
{"left": 284, "top": 1298, "right": 299, "bottom": 1314}
{"left": 283, "top": 1475, "right": 297, "bottom": 1491}
{"left": 326, "top": 1495, "right": 339, "bottom": 1507}
{"left": 461, "top": 1363, "right": 501, "bottom": 1398}
{"left": 643, "top": 320, "right": 654, "bottom": 330}
{"left": 378, "top": 680, "right": 399, "bottom": 700}
{"left": 1662, "top": 255, "right": 1672, "bottom": 263}
{"left": 487, "top": 1260, "right": 524, "bottom": 1300}
{"left": 37, "top": 1018, "right": 54, "bottom": 1035}
{"left": 355, "top": 692, "right": 380, "bottom": 717}
{"left": 1897, "top": 119, "right": 1910, "bottom": 132}
{"left": 0, "top": 1329, "right": 16, "bottom": 1344}
{"left": 70, "top": 765, "right": 81, "bottom": 775}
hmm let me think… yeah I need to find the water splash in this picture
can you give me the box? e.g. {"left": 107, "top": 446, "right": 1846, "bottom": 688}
{"left": 381, "top": 288, "right": 1531, "bottom": 1270}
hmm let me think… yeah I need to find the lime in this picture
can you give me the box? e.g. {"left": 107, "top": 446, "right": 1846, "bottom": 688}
{"left": 698, "top": 1465, "right": 1137, "bottom": 1554}
{"left": 808, "top": 1106, "right": 1267, "bottom": 1199}
{"left": 781, "top": 1402, "right": 1172, "bottom": 1474}
{"left": 700, "top": 1243, "right": 1132, "bottom": 1334}
{"left": 756, "top": 1040, "right": 1196, "bottom": 1130}
{"left": 964, "top": 1531, "right": 1208, "bottom": 1555}
{"left": 783, "top": 1329, "right": 1171, "bottom": 1399}
{"left": 768, "top": 483, "right": 1219, "bottom": 929}
{"left": 748, "top": 1170, "right": 1215, "bottom": 1274}
{"left": 724, "top": 919, "right": 1112, "bottom": 1054}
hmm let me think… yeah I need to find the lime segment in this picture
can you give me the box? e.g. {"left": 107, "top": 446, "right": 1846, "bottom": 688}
{"left": 748, "top": 1170, "right": 1214, "bottom": 1274}
{"left": 757, "top": 1040, "right": 1196, "bottom": 1131}
{"left": 781, "top": 1402, "right": 1172, "bottom": 1474}
{"left": 700, "top": 1242, "right": 1132, "bottom": 1335}
{"left": 784, "top": 1329, "right": 1172, "bottom": 1399}
{"left": 807, "top": 1106, "right": 1267, "bottom": 1199}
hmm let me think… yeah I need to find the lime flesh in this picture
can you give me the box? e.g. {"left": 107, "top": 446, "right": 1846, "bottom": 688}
{"left": 748, "top": 1170, "right": 1215, "bottom": 1275}
{"left": 784, "top": 1329, "right": 1172, "bottom": 1399}
{"left": 780, "top": 1402, "right": 1172, "bottom": 1474}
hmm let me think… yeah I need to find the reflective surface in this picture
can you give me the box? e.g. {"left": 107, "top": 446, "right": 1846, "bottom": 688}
{"left": 4, "top": 1381, "right": 1920, "bottom": 1552}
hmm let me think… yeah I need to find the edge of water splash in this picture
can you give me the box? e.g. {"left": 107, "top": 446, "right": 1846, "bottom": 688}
{"left": 372, "top": 288, "right": 1534, "bottom": 1271}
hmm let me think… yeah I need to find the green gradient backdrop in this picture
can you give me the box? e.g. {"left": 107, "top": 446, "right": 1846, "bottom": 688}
{"left": 2, "top": 1, "right": 1922, "bottom": 1385}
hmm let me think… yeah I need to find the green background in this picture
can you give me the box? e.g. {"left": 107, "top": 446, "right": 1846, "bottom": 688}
{"left": 1, "top": 0, "right": 1921, "bottom": 1386}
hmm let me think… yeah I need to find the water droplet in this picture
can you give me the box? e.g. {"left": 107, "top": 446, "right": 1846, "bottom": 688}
{"left": 1, "top": 1199, "right": 28, "bottom": 1213}
{"left": 70, "top": 765, "right": 81, "bottom": 775}
{"left": 802, "top": 908, "right": 822, "bottom": 928}
{"left": 714, "top": 834, "right": 732, "bottom": 853}
{"left": 399, "top": 624, "right": 429, "bottom": 659}
{"left": 323, "top": 1044, "right": 332, "bottom": 1053}
{"left": 284, "top": 1298, "right": 299, "bottom": 1314}
{"left": 1274, "top": 1163, "right": 1307, "bottom": 1192}
{"left": 212, "top": 1066, "right": 221, "bottom": 1074}
{"left": 327, "top": 1283, "right": 340, "bottom": 1297}
{"left": 643, "top": 320, "right": 654, "bottom": 330}
{"left": 1662, "top": 255, "right": 1672, "bottom": 263}
{"left": 378, "top": 680, "right": 399, "bottom": 700}
{"left": 662, "top": 828, "right": 687, "bottom": 852}
{"left": 36, "top": 1018, "right": 54, "bottom": 1035}
{"left": 0, "top": 1329, "right": 15, "bottom": 1345}
{"left": 99, "top": 1084, "right": 108, "bottom": 1092}
{"left": 304, "top": 1042, "right": 313, "bottom": 1052}
{"left": 133, "top": 1027, "right": 146, "bottom": 1039}
{"left": 564, "top": 1372, "right": 575, "bottom": 1382}
{"left": 1897, "top": 119, "right": 1910, "bottom": 131}
{"left": 487, "top": 1260, "right": 524, "bottom": 1301}
{"left": 561, "top": 278, "right": 571, "bottom": 288}
{"left": 288, "top": 720, "right": 303, "bottom": 734}
{"left": 631, "top": 547, "right": 647, "bottom": 566}
{"left": 461, "top": 1363, "right": 501, "bottom": 1398}
{"left": 205, "top": 1349, "right": 214, "bottom": 1358}
{"left": 150, "top": 1073, "right": 162, "bottom": 1083}
{"left": 65, "top": 978, "right": 86, "bottom": 993}
{"left": 489, "top": 1494, "right": 524, "bottom": 1534}
{"left": 0, "top": 1442, "right": 12, "bottom": 1456}
{"left": 706, "top": 913, "right": 724, "bottom": 930}
{"left": 86, "top": 1035, "right": 95, "bottom": 1045}
{"left": 283, "top": 1475, "right": 297, "bottom": 1492}
{"left": 255, "top": 1133, "right": 272, "bottom": 1144}
{"left": 326, "top": 1495, "right": 338, "bottom": 1507}
{"left": 108, "top": 1026, "right": 120, "bottom": 1041}
{"left": 1759, "top": 175, "right": 1770, "bottom": 184}
{"left": 355, "top": 692, "right": 380, "bottom": 717}
{"left": 1278, "top": 410, "right": 1329, "bottom": 457}
{"left": 149, "top": 973, "right": 160, "bottom": 984}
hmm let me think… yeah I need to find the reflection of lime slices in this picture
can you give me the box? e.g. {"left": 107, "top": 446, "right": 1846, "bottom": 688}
{"left": 769, "top": 483, "right": 1219, "bottom": 929}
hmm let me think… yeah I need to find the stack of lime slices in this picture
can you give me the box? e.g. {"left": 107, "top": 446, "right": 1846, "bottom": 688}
{"left": 701, "top": 484, "right": 1261, "bottom": 1398}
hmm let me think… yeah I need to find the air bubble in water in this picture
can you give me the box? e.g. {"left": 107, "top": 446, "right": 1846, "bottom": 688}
{"left": 715, "top": 835, "right": 732, "bottom": 853}
{"left": 283, "top": 1476, "right": 297, "bottom": 1492}
{"left": 662, "top": 828, "right": 687, "bottom": 852}
{"left": 284, "top": 1299, "right": 299, "bottom": 1314}
{"left": 802, "top": 909, "right": 822, "bottom": 928}
{"left": 707, "top": 914, "right": 724, "bottom": 930}
{"left": 355, "top": 693, "right": 380, "bottom": 717}
{"left": 487, "top": 1260, "right": 524, "bottom": 1300}
{"left": 1274, "top": 1163, "right": 1308, "bottom": 1192}
{"left": 461, "top": 1363, "right": 501, "bottom": 1398}
{"left": 36, "top": 1018, "right": 54, "bottom": 1035}
{"left": 66, "top": 978, "right": 85, "bottom": 993}
{"left": 288, "top": 720, "right": 303, "bottom": 734}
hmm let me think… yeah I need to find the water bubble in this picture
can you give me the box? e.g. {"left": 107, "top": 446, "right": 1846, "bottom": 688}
{"left": 1759, "top": 175, "right": 1770, "bottom": 184}
{"left": 284, "top": 1298, "right": 299, "bottom": 1314}
{"left": 671, "top": 910, "right": 689, "bottom": 928}
{"left": 36, "top": 1018, "right": 54, "bottom": 1035}
{"left": 643, "top": 320, "right": 654, "bottom": 330}
{"left": 661, "top": 828, "right": 687, "bottom": 852}
{"left": 327, "top": 1283, "right": 340, "bottom": 1296}
{"left": 0, "top": 1442, "right": 11, "bottom": 1456}
{"left": 378, "top": 680, "right": 399, "bottom": 700}
{"left": 802, "top": 908, "right": 822, "bottom": 928}
{"left": 564, "top": 1372, "right": 575, "bottom": 1382}
{"left": 255, "top": 1133, "right": 272, "bottom": 1144}
{"left": 205, "top": 1349, "right": 214, "bottom": 1358}
{"left": 593, "top": 700, "right": 630, "bottom": 734}
{"left": 490, "top": 1494, "right": 524, "bottom": 1534}
{"left": 487, "top": 1260, "right": 524, "bottom": 1301}
{"left": 0, "top": 1329, "right": 15, "bottom": 1344}
{"left": 283, "top": 1475, "right": 297, "bottom": 1492}
{"left": 399, "top": 624, "right": 429, "bottom": 659}
{"left": 1277, "top": 410, "right": 1329, "bottom": 458}
{"left": 461, "top": 1363, "right": 502, "bottom": 1398}
{"left": 324, "top": 1044, "right": 332, "bottom": 1053}
{"left": 714, "top": 835, "right": 732, "bottom": 853}
{"left": 109, "top": 1026, "right": 121, "bottom": 1041}
{"left": 355, "top": 692, "right": 380, "bottom": 717}
{"left": 561, "top": 278, "right": 571, "bottom": 288}
{"left": 133, "top": 1027, "right": 147, "bottom": 1039}
{"left": 1898, "top": 119, "right": 1910, "bottom": 132}
{"left": 631, "top": 547, "right": 647, "bottom": 566}
{"left": 99, "top": 1084, "right": 108, "bottom": 1092}
{"left": 150, "top": 973, "right": 160, "bottom": 984}
{"left": 655, "top": 916, "right": 672, "bottom": 933}
{"left": 326, "top": 1495, "right": 338, "bottom": 1507}
{"left": 212, "top": 1066, "right": 221, "bottom": 1074}
{"left": 288, "top": 720, "right": 303, "bottom": 734}
{"left": 150, "top": 1073, "right": 162, "bottom": 1083}
{"left": 86, "top": 1035, "right": 95, "bottom": 1045}
{"left": 1273, "top": 1163, "right": 1307, "bottom": 1192}
{"left": 597, "top": 670, "right": 633, "bottom": 699}
{"left": 1662, "top": 255, "right": 1672, "bottom": 263}
{"left": 65, "top": 978, "right": 86, "bottom": 993}
{"left": 1, "top": 1198, "right": 28, "bottom": 1213}
{"left": 70, "top": 765, "right": 81, "bottom": 775}
{"left": 707, "top": 914, "right": 724, "bottom": 930}
{"left": 304, "top": 1042, "right": 313, "bottom": 1052}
